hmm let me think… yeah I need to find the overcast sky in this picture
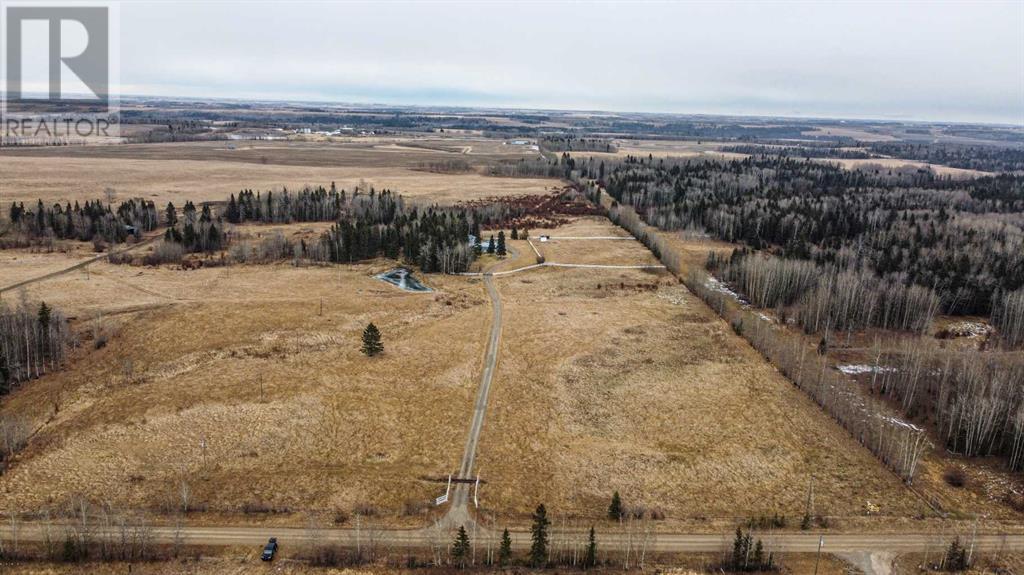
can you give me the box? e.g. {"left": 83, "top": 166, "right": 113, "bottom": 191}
{"left": 90, "top": 1, "right": 1024, "bottom": 124}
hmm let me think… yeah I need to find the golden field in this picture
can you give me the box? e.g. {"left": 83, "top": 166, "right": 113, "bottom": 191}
{"left": 1, "top": 216, "right": 930, "bottom": 530}
{"left": 0, "top": 138, "right": 556, "bottom": 207}
{"left": 1, "top": 261, "right": 489, "bottom": 523}
{"left": 472, "top": 218, "right": 924, "bottom": 526}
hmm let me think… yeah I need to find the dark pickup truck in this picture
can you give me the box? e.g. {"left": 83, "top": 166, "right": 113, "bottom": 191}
{"left": 261, "top": 537, "right": 278, "bottom": 561}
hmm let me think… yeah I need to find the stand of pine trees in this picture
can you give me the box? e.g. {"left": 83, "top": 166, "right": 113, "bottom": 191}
{"left": 6, "top": 198, "right": 157, "bottom": 246}
{"left": 162, "top": 201, "right": 226, "bottom": 254}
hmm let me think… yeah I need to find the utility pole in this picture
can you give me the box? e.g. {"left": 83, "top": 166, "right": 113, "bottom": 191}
{"left": 319, "top": 297, "right": 323, "bottom": 316}
{"left": 813, "top": 535, "right": 824, "bottom": 575}
{"left": 259, "top": 374, "right": 264, "bottom": 403}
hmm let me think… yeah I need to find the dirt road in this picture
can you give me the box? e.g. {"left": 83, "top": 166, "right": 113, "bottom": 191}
{"left": 1, "top": 522, "right": 1021, "bottom": 554}
{"left": 445, "top": 273, "right": 502, "bottom": 526}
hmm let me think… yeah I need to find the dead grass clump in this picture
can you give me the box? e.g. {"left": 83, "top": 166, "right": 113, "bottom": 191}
{"left": 402, "top": 499, "right": 429, "bottom": 516}
{"left": 944, "top": 466, "right": 968, "bottom": 488}
{"left": 241, "top": 500, "right": 290, "bottom": 515}
{"left": 353, "top": 501, "right": 379, "bottom": 517}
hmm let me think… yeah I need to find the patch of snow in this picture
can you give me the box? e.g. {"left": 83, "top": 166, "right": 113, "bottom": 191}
{"left": 944, "top": 321, "right": 992, "bottom": 338}
{"left": 879, "top": 415, "right": 924, "bottom": 432}
{"left": 837, "top": 364, "right": 896, "bottom": 375}
{"left": 704, "top": 276, "right": 748, "bottom": 305}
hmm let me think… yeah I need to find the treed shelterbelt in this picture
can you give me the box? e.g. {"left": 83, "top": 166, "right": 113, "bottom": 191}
{"left": 152, "top": 185, "right": 511, "bottom": 273}
{"left": 5, "top": 198, "right": 158, "bottom": 246}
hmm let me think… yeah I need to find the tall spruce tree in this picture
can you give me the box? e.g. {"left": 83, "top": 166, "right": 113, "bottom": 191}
{"left": 497, "top": 231, "right": 507, "bottom": 257}
{"left": 608, "top": 491, "right": 623, "bottom": 521}
{"left": 584, "top": 526, "right": 597, "bottom": 569}
{"left": 487, "top": 235, "right": 496, "bottom": 255}
{"left": 361, "top": 323, "right": 384, "bottom": 356}
{"left": 452, "top": 525, "right": 471, "bottom": 568}
{"left": 529, "top": 504, "right": 550, "bottom": 567}
{"left": 499, "top": 528, "right": 512, "bottom": 566}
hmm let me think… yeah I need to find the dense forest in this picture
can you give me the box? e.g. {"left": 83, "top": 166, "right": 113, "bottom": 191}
{"left": 592, "top": 155, "right": 1024, "bottom": 317}
{"left": 867, "top": 142, "right": 1024, "bottom": 173}
{"left": 5, "top": 198, "right": 158, "bottom": 246}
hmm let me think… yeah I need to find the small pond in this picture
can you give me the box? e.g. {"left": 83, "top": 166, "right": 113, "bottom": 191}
{"left": 375, "top": 268, "right": 433, "bottom": 293}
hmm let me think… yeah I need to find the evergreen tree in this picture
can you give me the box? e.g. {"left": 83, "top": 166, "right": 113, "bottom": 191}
{"left": 945, "top": 537, "right": 968, "bottom": 570}
{"left": 511, "top": 226, "right": 519, "bottom": 240}
{"left": 529, "top": 504, "right": 550, "bottom": 568}
{"left": 731, "top": 527, "right": 746, "bottom": 570}
{"left": 165, "top": 202, "right": 177, "bottom": 226}
{"left": 487, "top": 235, "right": 496, "bottom": 255}
{"left": 361, "top": 323, "right": 384, "bottom": 356}
{"left": 583, "top": 526, "right": 597, "bottom": 569}
{"left": 452, "top": 525, "right": 471, "bottom": 568}
{"left": 37, "top": 302, "right": 51, "bottom": 330}
{"left": 608, "top": 491, "right": 623, "bottom": 521}
{"left": 497, "top": 231, "right": 507, "bottom": 257}
{"left": 499, "top": 528, "right": 512, "bottom": 566}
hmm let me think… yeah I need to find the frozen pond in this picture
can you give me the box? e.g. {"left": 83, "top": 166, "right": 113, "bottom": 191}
{"left": 375, "top": 268, "right": 432, "bottom": 292}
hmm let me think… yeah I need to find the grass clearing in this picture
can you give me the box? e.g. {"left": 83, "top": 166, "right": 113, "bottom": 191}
{"left": 0, "top": 262, "right": 489, "bottom": 524}
{"left": 473, "top": 218, "right": 924, "bottom": 528}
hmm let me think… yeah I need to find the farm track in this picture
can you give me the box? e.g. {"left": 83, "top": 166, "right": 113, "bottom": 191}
{"left": 0, "top": 235, "right": 158, "bottom": 295}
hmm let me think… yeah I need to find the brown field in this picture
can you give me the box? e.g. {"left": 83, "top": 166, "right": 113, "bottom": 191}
{"left": 0, "top": 139, "right": 557, "bottom": 207}
{"left": 473, "top": 217, "right": 924, "bottom": 527}
{"left": 815, "top": 157, "right": 988, "bottom": 178}
{"left": 0, "top": 243, "right": 100, "bottom": 290}
{"left": 0, "top": 260, "right": 490, "bottom": 523}
{"left": 1, "top": 216, "right": 929, "bottom": 531}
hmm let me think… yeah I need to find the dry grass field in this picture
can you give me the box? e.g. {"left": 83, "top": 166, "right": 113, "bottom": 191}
{"left": 0, "top": 139, "right": 556, "bottom": 207}
{"left": 472, "top": 217, "right": 924, "bottom": 526}
{"left": 0, "top": 260, "right": 491, "bottom": 524}
{"left": 0, "top": 216, "right": 937, "bottom": 530}
{"left": 0, "top": 244, "right": 100, "bottom": 290}
{"left": 815, "top": 157, "right": 988, "bottom": 178}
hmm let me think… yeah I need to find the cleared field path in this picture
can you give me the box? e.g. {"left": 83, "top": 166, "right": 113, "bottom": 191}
{"left": 0, "top": 236, "right": 158, "bottom": 295}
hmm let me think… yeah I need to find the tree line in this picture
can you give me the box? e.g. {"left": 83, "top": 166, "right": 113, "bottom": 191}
{"left": 5, "top": 198, "right": 158, "bottom": 246}
{"left": 539, "top": 136, "right": 617, "bottom": 153}
{"left": 148, "top": 186, "right": 516, "bottom": 274}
